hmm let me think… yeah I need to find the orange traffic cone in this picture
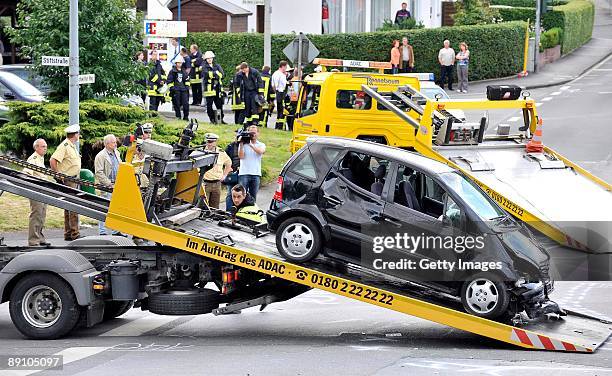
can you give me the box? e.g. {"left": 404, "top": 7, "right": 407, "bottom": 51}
{"left": 526, "top": 118, "right": 544, "bottom": 153}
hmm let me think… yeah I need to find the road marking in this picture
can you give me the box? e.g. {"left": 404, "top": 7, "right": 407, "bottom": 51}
{"left": 3, "top": 347, "right": 111, "bottom": 376}
{"left": 560, "top": 85, "right": 570, "bottom": 91}
{"left": 594, "top": 68, "right": 612, "bottom": 71}
{"left": 507, "top": 117, "right": 520, "bottom": 122}
{"left": 535, "top": 102, "right": 543, "bottom": 106}
{"left": 99, "top": 315, "right": 179, "bottom": 337}
{"left": 541, "top": 97, "right": 553, "bottom": 102}
{"left": 550, "top": 91, "right": 561, "bottom": 96}
{"left": 598, "top": 92, "right": 612, "bottom": 94}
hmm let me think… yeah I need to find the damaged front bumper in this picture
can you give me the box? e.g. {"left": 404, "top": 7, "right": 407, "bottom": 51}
{"left": 514, "top": 279, "right": 565, "bottom": 318}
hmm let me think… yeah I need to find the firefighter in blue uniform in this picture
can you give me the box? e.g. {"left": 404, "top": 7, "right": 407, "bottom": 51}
{"left": 230, "top": 65, "right": 245, "bottom": 125}
{"left": 202, "top": 51, "right": 226, "bottom": 124}
{"left": 189, "top": 44, "right": 203, "bottom": 106}
{"left": 167, "top": 55, "right": 191, "bottom": 120}
{"left": 147, "top": 50, "right": 165, "bottom": 111}
{"left": 237, "top": 62, "right": 265, "bottom": 127}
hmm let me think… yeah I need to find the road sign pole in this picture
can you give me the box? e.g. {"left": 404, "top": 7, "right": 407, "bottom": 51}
{"left": 69, "top": 0, "right": 79, "bottom": 127}
{"left": 534, "top": 0, "right": 541, "bottom": 73}
{"left": 297, "top": 32, "right": 303, "bottom": 79}
{"left": 263, "top": 0, "right": 271, "bottom": 67}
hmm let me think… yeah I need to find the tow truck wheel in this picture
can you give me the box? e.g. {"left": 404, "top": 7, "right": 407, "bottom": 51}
{"left": 9, "top": 272, "right": 82, "bottom": 339}
{"left": 276, "top": 216, "right": 322, "bottom": 263}
{"left": 148, "top": 288, "right": 220, "bottom": 315}
{"left": 103, "top": 301, "right": 134, "bottom": 320}
{"left": 460, "top": 273, "right": 510, "bottom": 319}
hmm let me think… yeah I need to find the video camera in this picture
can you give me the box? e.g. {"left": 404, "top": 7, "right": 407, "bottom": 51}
{"left": 237, "top": 127, "right": 253, "bottom": 144}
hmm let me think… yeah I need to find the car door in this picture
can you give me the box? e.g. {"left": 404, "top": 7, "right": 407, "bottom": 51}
{"left": 382, "top": 164, "right": 460, "bottom": 284}
{"left": 318, "top": 151, "right": 389, "bottom": 263}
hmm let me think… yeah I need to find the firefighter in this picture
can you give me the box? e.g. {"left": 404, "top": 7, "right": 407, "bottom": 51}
{"left": 167, "top": 55, "right": 191, "bottom": 120}
{"left": 202, "top": 51, "right": 226, "bottom": 124}
{"left": 147, "top": 50, "right": 165, "bottom": 111}
{"left": 189, "top": 44, "right": 203, "bottom": 106}
{"left": 238, "top": 62, "right": 264, "bottom": 127}
{"left": 259, "top": 65, "right": 273, "bottom": 128}
{"left": 230, "top": 64, "right": 245, "bottom": 125}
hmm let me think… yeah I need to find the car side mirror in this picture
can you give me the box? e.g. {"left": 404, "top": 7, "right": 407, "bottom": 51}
{"left": 441, "top": 214, "right": 452, "bottom": 226}
{"left": 3, "top": 92, "right": 15, "bottom": 100}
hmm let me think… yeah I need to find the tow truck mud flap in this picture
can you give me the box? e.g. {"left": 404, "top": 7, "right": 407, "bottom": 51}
{"left": 434, "top": 142, "right": 612, "bottom": 252}
{"left": 105, "top": 164, "right": 611, "bottom": 353}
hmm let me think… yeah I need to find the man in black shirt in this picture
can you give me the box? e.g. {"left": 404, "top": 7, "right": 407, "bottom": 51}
{"left": 238, "top": 62, "right": 264, "bottom": 126}
{"left": 394, "top": 2, "right": 411, "bottom": 24}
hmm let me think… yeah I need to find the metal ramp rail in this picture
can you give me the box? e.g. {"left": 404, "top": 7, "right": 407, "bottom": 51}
{"left": 361, "top": 84, "right": 612, "bottom": 253}
{"left": 103, "top": 163, "right": 612, "bottom": 353}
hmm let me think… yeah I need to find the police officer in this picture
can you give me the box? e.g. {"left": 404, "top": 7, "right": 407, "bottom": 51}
{"left": 230, "top": 184, "right": 265, "bottom": 225}
{"left": 230, "top": 64, "right": 245, "bottom": 125}
{"left": 189, "top": 44, "right": 203, "bottom": 106}
{"left": 167, "top": 55, "right": 191, "bottom": 120}
{"left": 50, "top": 124, "right": 82, "bottom": 241}
{"left": 202, "top": 51, "right": 225, "bottom": 124}
{"left": 238, "top": 62, "right": 264, "bottom": 127}
{"left": 202, "top": 133, "right": 232, "bottom": 209}
{"left": 147, "top": 50, "right": 165, "bottom": 111}
{"left": 24, "top": 138, "right": 50, "bottom": 246}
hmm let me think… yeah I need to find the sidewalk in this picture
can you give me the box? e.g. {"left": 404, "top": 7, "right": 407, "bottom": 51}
{"left": 469, "top": 0, "right": 612, "bottom": 91}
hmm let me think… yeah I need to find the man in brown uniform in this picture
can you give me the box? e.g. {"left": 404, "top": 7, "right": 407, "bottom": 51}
{"left": 203, "top": 133, "right": 232, "bottom": 209}
{"left": 24, "top": 138, "right": 50, "bottom": 246}
{"left": 50, "top": 124, "right": 82, "bottom": 241}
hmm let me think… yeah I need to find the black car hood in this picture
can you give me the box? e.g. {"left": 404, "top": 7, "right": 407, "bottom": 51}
{"left": 497, "top": 229, "right": 549, "bottom": 267}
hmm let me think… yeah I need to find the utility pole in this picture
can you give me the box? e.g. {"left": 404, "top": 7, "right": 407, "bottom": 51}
{"left": 263, "top": 0, "right": 271, "bottom": 67}
{"left": 297, "top": 32, "right": 303, "bottom": 79}
{"left": 69, "top": 0, "right": 79, "bottom": 127}
{"left": 534, "top": 0, "right": 541, "bottom": 73}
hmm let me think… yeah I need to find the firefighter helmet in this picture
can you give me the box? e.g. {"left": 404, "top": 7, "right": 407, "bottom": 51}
{"left": 203, "top": 51, "right": 215, "bottom": 59}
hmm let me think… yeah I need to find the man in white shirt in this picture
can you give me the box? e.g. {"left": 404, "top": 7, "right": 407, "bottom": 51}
{"left": 271, "top": 60, "right": 290, "bottom": 130}
{"left": 438, "top": 40, "right": 456, "bottom": 91}
{"left": 164, "top": 38, "right": 182, "bottom": 72}
{"left": 238, "top": 125, "right": 266, "bottom": 200}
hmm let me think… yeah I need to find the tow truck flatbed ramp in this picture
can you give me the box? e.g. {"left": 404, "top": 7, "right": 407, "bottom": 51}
{"left": 361, "top": 84, "right": 612, "bottom": 252}
{"left": 102, "top": 164, "right": 612, "bottom": 353}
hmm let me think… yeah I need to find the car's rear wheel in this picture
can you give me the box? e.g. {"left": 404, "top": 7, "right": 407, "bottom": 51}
{"left": 276, "top": 216, "right": 322, "bottom": 263}
{"left": 460, "top": 273, "right": 510, "bottom": 319}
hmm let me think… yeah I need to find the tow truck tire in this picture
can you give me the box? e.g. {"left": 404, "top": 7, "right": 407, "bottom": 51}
{"left": 9, "top": 272, "right": 82, "bottom": 340}
{"left": 148, "top": 288, "right": 220, "bottom": 315}
{"left": 460, "top": 273, "right": 510, "bottom": 319}
{"left": 276, "top": 216, "right": 323, "bottom": 263}
{"left": 103, "top": 301, "right": 134, "bottom": 320}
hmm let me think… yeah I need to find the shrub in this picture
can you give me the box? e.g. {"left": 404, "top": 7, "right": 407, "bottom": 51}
{"left": 453, "top": 0, "right": 501, "bottom": 25}
{"left": 491, "top": 0, "right": 568, "bottom": 6}
{"left": 0, "top": 101, "right": 180, "bottom": 170}
{"left": 377, "top": 18, "right": 424, "bottom": 31}
{"left": 186, "top": 21, "right": 527, "bottom": 83}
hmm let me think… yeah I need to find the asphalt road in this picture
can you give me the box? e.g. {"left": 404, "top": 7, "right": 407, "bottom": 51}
{"left": 2, "top": 33, "right": 612, "bottom": 376}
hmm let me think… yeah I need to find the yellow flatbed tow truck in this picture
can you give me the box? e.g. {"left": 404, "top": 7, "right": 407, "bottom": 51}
{"left": 0, "top": 124, "right": 610, "bottom": 352}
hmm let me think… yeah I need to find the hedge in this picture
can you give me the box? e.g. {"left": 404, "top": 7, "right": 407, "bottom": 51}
{"left": 491, "top": 0, "right": 567, "bottom": 7}
{"left": 493, "top": 0, "right": 594, "bottom": 54}
{"left": 0, "top": 101, "right": 180, "bottom": 170}
{"left": 186, "top": 21, "right": 527, "bottom": 83}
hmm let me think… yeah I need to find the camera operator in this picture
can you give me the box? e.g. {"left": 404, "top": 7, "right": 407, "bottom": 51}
{"left": 238, "top": 125, "right": 265, "bottom": 200}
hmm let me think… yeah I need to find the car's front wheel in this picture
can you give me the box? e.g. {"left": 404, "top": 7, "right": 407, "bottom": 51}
{"left": 276, "top": 216, "right": 322, "bottom": 263}
{"left": 460, "top": 273, "right": 510, "bottom": 319}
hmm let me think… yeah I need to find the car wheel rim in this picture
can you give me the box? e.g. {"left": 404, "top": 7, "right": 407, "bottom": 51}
{"left": 465, "top": 278, "right": 499, "bottom": 314}
{"left": 281, "top": 223, "right": 314, "bottom": 258}
{"left": 22, "top": 285, "right": 63, "bottom": 328}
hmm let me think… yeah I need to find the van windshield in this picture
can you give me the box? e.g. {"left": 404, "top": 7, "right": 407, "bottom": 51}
{"left": 440, "top": 172, "right": 506, "bottom": 221}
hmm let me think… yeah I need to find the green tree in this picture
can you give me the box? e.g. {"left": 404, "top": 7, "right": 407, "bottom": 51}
{"left": 8, "top": 0, "right": 145, "bottom": 100}
{"left": 453, "top": 0, "right": 501, "bottom": 25}
{"left": 377, "top": 17, "right": 425, "bottom": 31}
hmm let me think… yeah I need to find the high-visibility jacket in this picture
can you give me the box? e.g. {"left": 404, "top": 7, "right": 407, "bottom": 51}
{"left": 147, "top": 60, "right": 165, "bottom": 97}
{"left": 238, "top": 68, "right": 265, "bottom": 96}
{"left": 230, "top": 72, "right": 245, "bottom": 110}
{"left": 190, "top": 51, "right": 203, "bottom": 84}
{"left": 202, "top": 63, "right": 224, "bottom": 97}
{"left": 167, "top": 67, "right": 191, "bottom": 92}
{"left": 261, "top": 72, "right": 272, "bottom": 106}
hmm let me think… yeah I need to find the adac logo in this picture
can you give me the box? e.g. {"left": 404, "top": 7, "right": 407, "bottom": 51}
{"left": 146, "top": 22, "right": 157, "bottom": 35}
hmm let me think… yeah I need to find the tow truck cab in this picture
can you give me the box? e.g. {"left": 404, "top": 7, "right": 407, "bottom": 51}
{"left": 291, "top": 72, "right": 422, "bottom": 153}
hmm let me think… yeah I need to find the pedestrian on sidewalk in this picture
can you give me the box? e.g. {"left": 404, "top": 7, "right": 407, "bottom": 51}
{"left": 390, "top": 40, "right": 401, "bottom": 74}
{"left": 456, "top": 42, "right": 470, "bottom": 93}
{"left": 24, "top": 138, "right": 50, "bottom": 246}
{"left": 167, "top": 55, "right": 191, "bottom": 120}
{"left": 238, "top": 125, "right": 265, "bottom": 200}
{"left": 438, "top": 40, "right": 455, "bottom": 90}
{"left": 399, "top": 37, "right": 415, "bottom": 73}
{"left": 50, "top": 124, "right": 81, "bottom": 241}
{"left": 94, "top": 134, "right": 121, "bottom": 235}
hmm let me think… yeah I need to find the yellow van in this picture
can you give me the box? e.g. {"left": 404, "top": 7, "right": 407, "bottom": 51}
{"left": 290, "top": 72, "right": 422, "bottom": 153}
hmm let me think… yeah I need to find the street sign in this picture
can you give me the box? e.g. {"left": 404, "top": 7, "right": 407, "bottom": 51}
{"left": 144, "top": 20, "right": 187, "bottom": 38}
{"left": 78, "top": 74, "right": 95, "bottom": 85}
{"left": 42, "top": 56, "right": 69, "bottom": 67}
{"left": 282, "top": 33, "right": 320, "bottom": 65}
